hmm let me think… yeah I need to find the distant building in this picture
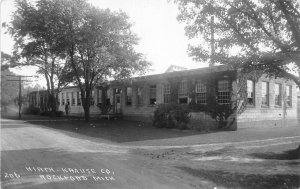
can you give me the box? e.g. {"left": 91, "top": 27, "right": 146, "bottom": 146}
{"left": 28, "top": 65, "right": 299, "bottom": 129}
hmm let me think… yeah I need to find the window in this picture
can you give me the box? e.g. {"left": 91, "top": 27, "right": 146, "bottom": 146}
{"left": 178, "top": 81, "right": 188, "bottom": 104}
{"left": 97, "top": 89, "right": 102, "bottom": 104}
{"left": 62, "top": 93, "right": 65, "bottom": 105}
{"left": 218, "top": 80, "right": 230, "bottom": 104}
{"left": 261, "top": 81, "right": 269, "bottom": 106}
{"left": 149, "top": 85, "right": 157, "bottom": 105}
{"left": 90, "top": 91, "right": 95, "bottom": 105}
{"left": 106, "top": 89, "right": 111, "bottom": 105}
{"left": 66, "top": 92, "right": 70, "bottom": 105}
{"left": 195, "top": 81, "right": 207, "bottom": 104}
{"left": 137, "top": 87, "right": 142, "bottom": 105}
{"left": 163, "top": 84, "right": 171, "bottom": 104}
{"left": 275, "top": 83, "right": 282, "bottom": 106}
{"left": 71, "top": 92, "right": 75, "bottom": 106}
{"left": 77, "top": 92, "right": 81, "bottom": 106}
{"left": 126, "top": 87, "right": 132, "bottom": 106}
{"left": 286, "top": 85, "right": 292, "bottom": 107}
{"left": 247, "top": 80, "right": 255, "bottom": 106}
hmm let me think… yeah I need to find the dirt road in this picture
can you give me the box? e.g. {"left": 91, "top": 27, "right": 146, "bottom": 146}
{"left": 1, "top": 118, "right": 192, "bottom": 189}
{"left": 1, "top": 118, "right": 299, "bottom": 189}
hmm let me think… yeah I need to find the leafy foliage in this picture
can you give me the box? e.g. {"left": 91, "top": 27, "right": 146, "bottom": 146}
{"left": 175, "top": 0, "right": 300, "bottom": 86}
{"left": 53, "top": 0, "right": 150, "bottom": 121}
{"left": 96, "top": 86, "right": 112, "bottom": 115}
{"left": 8, "top": 0, "right": 73, "bottom": 113}
{"left": 1, "top": 69, "right": 20, "bottom": 107}
{"left": 8, "top": 0, "right": 150, "bottom": 121}
{"left": 23, "top": 105, "right": 41, "bottom": 115}
{"left": 153, "top": 103, "right": 190, "bottom": 129}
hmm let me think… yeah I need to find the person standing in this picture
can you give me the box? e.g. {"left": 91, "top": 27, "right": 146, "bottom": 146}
{"left": 65, "top": 102, "right": 70, "bottom": 115}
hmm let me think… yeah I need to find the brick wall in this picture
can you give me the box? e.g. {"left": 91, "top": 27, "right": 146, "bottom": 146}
{"left": 58, "top": 87, "right": 100, "bottom": 117}
{"left": 238, "top": 76, "right": 298, "bottom": 128}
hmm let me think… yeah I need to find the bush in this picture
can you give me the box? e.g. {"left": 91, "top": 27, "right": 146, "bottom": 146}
{"left": 55, "top": 111, "right": 64, "bottom": 117}
{"left": 153, "top": 104, "right": 190, "bottom": 129}
{"left": 23, "top": 105, "right": 40, "bottom": 115}
{"left": 40, "top": 111, "right": 64, "bottom": 117}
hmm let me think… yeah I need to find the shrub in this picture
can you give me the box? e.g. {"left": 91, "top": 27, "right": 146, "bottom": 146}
{"left": 97, "top": 100, "right": 112, "bottom": 115}
{"left": 40, "top": 111, "right": 64, "bottom": 117}
{"left": 23, "top": 105, "right": 40, "bottom": 115}
{"left": 153, "top": 104, "right": 190, "bottom": 129}
{"left": 55, "top": 111, "right": 64, "bottom": 117}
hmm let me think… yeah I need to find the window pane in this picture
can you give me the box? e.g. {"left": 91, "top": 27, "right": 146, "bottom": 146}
{"left": 286, "top": 85, "right": 292, "bottom": 107}
{"left": 149, "top": 85, "right": 156, "bottom": 105}
{"left": 218, "top": 80, "right": 230, "bottom": 104}
{"left": 77, "top": 92, "right": 81, "bottom": 106}
{"left": 163, "top": 84, "right": 170, "bottom": 104}
{"left": 137, "top": 88, "right": 142, "bottom": 105}
{"left": 247, "top": 80, "right": 254, "bottom": 105}
{"left": 261, "top": 82, "right": 269, "bottom": 106}
{"left": 218, "top": 80, "right": 229, "bottom": 92}
{"left": 275, "top": 84, "right": 282, "bottom": 106}
{"left": 179, "top": 81, "right": 188, "bottom": 96}
{"left": 196, "top": 81, "right": 207, "bottom": 104}
{"left": 126, "top": 87, "right": 132, "bottom": 106}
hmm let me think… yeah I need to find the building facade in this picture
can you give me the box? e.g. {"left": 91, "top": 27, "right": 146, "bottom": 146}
{"left": 28, "top": 65, "right": 299, "bottom": 129}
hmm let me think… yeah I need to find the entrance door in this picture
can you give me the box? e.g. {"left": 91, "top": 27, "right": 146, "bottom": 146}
{"left": 114, "top": 93, "right": 121, "bottom": 113}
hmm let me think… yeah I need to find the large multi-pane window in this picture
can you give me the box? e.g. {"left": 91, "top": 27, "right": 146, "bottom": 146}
{"left": 149, "top": 85, "right": 157, "bottom": 105}
{"left": 137, "top": 87, "right": 142, "bottom": 105}
{"left": 218, "top": 80, "right": 230, "bottom": 104}
{"left": 126, "top": 87, "right": 132, "bottom": 106}
{"left": 286, "top": 85, "right": 292, "bottom": 107}
{"left": 275, "top": 83, "right": 282, "bottom": 106}
{"left": 61, "top": 93, "right": 65, "bottom": 105}
{"left": 97, "top": 89, "right": 102, "bottom": 104}
{"left": 195, "top": 81, "right": 207, "bottom": 104}
{"left": 77, "top": 92, "right": 81, "bottom": 106}
{"left": 163, "top": 84, "right": 171, "bottom": 104}
{"left": 247, "top": 80, "right": 255, "bottom": 106}
{"left": 71, "top": 92, "right": 75, "bottom": 106}
{"left": 90, "top": 91, "right": 95, "bottom": 105}
{"left": 106, "top": 89, "right": 111, "bottom": 104}
{"left": 178, "top": 81, "right": 188, "bottom": 104}
{"left": 66, "top": 92, "right": 70, "bottom": 105}
{"left": 261, "top": 81, "right": 269, "bottom": 106}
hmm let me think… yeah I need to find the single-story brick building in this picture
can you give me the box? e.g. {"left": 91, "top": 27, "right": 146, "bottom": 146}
{"left": 28, "top": 65, "right": 299, "bottom": 129}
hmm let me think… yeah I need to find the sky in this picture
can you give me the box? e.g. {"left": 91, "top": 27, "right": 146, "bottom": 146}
{"left": 0, "top": 0, "right": 208, "bottom": 86}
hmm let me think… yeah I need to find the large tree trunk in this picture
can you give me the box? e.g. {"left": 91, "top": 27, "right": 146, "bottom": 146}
{"left": 83, "top": 105, "right": 90, "bottom": 122}
{"left": 81, "top": 89, "right": 91, "bottom": 122}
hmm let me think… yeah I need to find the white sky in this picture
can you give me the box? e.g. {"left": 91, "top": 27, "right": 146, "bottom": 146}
{"left": 0, "top": 0, "right": 207, "bottom": 86}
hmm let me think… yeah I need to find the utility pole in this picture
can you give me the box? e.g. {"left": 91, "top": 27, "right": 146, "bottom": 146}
{"left": 210, "top": 15, "right": 215, "bottom": 67}
{"left": 7, "top": 75, "right": 33, "bottom": 119}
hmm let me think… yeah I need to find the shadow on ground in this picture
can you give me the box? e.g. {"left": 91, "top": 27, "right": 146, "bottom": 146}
{"left": 177, "top": 166, "right": 300, "bottom": 189}
{"left": 250, "top": 146, "right": 300, "bottom": 160}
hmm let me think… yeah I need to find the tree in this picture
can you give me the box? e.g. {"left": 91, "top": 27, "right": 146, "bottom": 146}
{"left": 50, "top": 0, "right": 150, "bottom": 121}
{"left": 175, "top": 0, "right": 300, "bottom": 87}
{"left": 1, "top": 69, "right": 19, "bottom": 112}
{"left": 7, "top": 0, "right": 71, "bottom": 113}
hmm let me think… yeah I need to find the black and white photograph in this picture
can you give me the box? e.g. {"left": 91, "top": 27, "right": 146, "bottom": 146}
{"left": 1, "top": 0, "right": 300, "bottom": 188}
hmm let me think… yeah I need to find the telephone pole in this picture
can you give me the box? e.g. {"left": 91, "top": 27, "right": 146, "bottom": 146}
{"left": 6, "top": 75, "right": 33, "bottom": 119}
{"left": 210, "top": 15, "right": 215, "bottom": 67}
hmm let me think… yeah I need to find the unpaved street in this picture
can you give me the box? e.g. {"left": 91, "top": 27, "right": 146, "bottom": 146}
{"left": 1, "top": 118, "right": 300, "bottom": 189}
{"left": 1, "top": 119, "right": 192, "bottom": 189}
